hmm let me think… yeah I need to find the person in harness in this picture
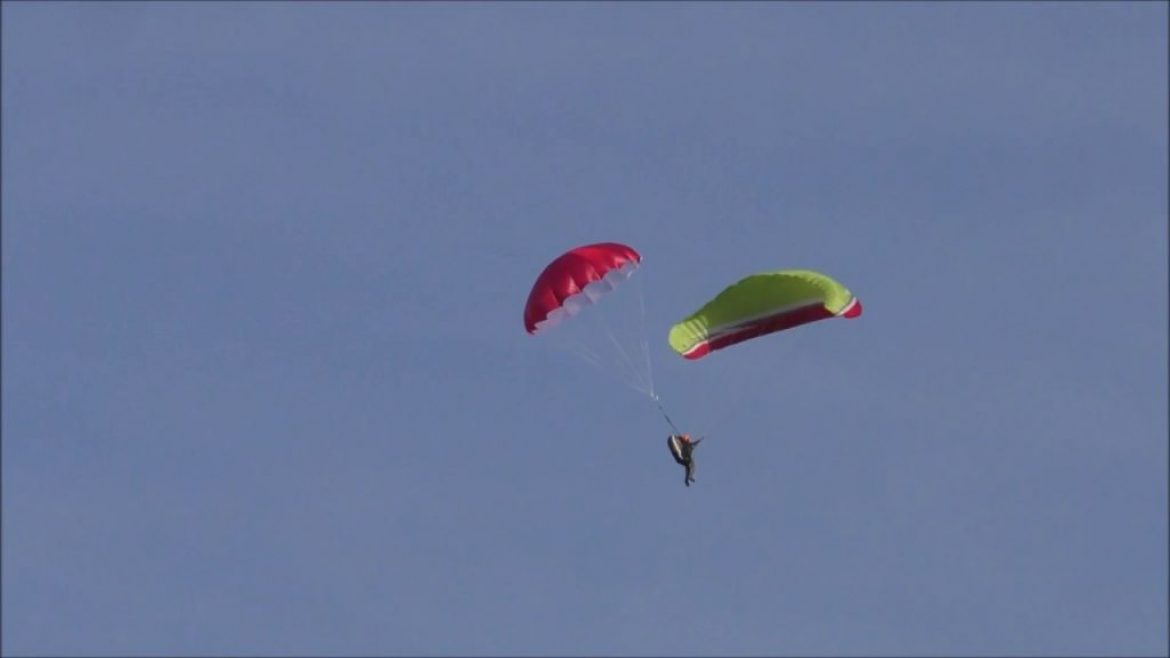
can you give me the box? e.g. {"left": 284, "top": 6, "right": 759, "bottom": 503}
{"left": 667, "top": 433, "right": 703, "bottom": 487}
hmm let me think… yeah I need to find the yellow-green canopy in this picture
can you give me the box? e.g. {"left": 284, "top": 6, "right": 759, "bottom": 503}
{"left": 668, "top": 269, "right": 862, "bottom": 360}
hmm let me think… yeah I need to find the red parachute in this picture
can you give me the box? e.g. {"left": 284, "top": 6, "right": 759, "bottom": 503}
{"left": 523, "top": 242, "right": 642, "bottom": 335}
{"left": 523, "top": 241, "right": 684, "bottom": 437}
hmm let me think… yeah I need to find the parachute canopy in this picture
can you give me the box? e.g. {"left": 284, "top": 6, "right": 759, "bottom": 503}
{"left": 524, "top": 242, "right": 642, "bottom": 335}
{"left": 668, "top": 269, "right": 862, "bottom": 360}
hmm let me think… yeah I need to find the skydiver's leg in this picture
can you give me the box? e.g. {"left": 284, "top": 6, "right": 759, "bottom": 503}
{"left": 685, "top": 459, "right": 696, "bottom": 485}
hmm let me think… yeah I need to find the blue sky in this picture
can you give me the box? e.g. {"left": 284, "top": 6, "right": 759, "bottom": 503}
{"left": 2, "top": 2, "right": 1166, "bottom": 656}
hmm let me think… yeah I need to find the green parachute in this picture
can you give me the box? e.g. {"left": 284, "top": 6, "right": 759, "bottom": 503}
{"left": 668, "top": 269, "right": 862, "bottom": 360}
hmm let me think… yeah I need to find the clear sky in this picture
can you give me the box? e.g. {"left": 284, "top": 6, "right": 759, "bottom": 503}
{"left": 3, "top": 2, "right": 1166, "bottom": 656}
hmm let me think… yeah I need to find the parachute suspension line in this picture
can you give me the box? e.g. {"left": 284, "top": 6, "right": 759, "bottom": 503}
{"left": 552, "top": 334, "right": 652, "bottom": 399}
{"left": 600, "top": 317, "right": 653, "bottom": 398}
{"left": 553, "top": 334, "right": 606, "bottom": 372}
{"left": 549, "top": 307, "right": 651, "bottom": 400}
{"left": 585, "top": 300, "right": 655, "bottom": 399}
{"left": 635, "top": 270, "right": 656, "bottom": 398}
{"left": 631, "top": 270, "right": 679, "bottom": 436}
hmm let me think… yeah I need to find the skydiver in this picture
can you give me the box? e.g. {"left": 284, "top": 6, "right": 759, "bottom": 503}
{"left": 667, "top": 433, "right": 702, "bottom": 487}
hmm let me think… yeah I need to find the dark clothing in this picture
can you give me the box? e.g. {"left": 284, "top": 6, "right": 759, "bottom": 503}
{"left": 667, "top": 434, "right": 702, "bottom": 486}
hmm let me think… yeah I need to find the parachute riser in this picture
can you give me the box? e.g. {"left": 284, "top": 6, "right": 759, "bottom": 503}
{"left": 654, "top": 395, "right": 682, "bottom": 435}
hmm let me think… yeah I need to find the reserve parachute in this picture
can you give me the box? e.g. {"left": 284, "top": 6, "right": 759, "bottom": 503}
{"left": 523, "top": 242, "right": 642, "bottom": 335}
{"left": 523, "top": 242, "right": 659, "bottom": 402}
